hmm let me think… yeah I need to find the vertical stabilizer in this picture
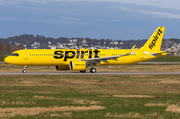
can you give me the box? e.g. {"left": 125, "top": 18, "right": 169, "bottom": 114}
{"left": 140, "top": 27, "right": 165, "bottom": 51}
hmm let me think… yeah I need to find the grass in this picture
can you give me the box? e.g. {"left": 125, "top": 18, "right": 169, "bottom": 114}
{"left": 0, "top": 75, "right": 180, "bottom": 118}
{"left": 1, "top": 62, "right": 180, "bottom": 118}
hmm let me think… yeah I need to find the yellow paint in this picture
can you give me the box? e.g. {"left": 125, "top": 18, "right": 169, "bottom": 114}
{"left": 4, "top": 27, "right": 167, "bottom": 71}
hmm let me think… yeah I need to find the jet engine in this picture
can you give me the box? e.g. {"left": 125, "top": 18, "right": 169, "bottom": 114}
{"left": 69, "top": 61, "right": 87, "bottom": 71}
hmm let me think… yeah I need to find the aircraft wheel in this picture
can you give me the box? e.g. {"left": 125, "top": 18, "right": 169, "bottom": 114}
{"left": 80, "top": 70, "right": 86, "bottom": 73}
{"left": 22, "top": 65, "right": 27, "bottom": 73}
{"left": 90, "top": 68, "right": 96, "bottom": 73}
{"left": 22, "top": 69, "right": 26, "bottom": 73}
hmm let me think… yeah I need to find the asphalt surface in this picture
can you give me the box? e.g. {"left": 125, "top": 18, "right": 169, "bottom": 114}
{"left": 0, "top": 72, "right": 180, "bottom": 75}
{"left": 1, "top": 62, "right": 180, "bottom": 75}
{"left": 1, "top": 62, "right": 180, "bottom": 64}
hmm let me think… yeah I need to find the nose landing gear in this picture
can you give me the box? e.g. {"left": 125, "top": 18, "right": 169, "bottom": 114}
{"left": 22, "top": 65, "right": 26, "bottom": 73}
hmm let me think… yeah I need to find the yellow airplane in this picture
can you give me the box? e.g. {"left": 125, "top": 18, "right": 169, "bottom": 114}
{"left": 4, "top": 27, "right": 167, "bottom": 73}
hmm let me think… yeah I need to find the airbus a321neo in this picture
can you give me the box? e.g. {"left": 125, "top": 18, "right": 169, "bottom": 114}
{"left": 4, "top": 27, "right": 167, "bottom": 73}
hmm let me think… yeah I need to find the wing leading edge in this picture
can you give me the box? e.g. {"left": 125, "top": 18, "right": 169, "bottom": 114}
{"left": 80, "top": 45, "right": 136, "bottom": 66}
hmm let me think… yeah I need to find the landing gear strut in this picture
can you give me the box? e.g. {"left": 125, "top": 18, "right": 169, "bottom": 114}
{"left": 90, "top": 68, "right": 96, "bottom": 73}
{"left": 22, "top": 65, "right": 26, "bottom": 73}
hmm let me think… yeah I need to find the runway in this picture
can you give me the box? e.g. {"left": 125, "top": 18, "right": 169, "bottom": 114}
{"left": 0, "top": 72, "right": 180, "bottom": 75}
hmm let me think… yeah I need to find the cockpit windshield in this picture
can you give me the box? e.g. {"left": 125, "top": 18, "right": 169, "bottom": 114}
{"left": 11, "top": 53, "right": 19, "bottom": 56}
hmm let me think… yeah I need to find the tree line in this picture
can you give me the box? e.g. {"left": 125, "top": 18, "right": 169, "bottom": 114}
{"left": 0, "top": 34, "right": 179, "bottom": 54}
{"left": 0, "top": 43, "right": 23, "bottom": 55}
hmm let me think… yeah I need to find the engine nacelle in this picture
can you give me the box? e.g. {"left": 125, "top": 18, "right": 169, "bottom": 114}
{"left": 69, "top": 61, "right": 86, "bottom": 71}
{"left": 55, "top": 65, "right": 70, "bottom": 70}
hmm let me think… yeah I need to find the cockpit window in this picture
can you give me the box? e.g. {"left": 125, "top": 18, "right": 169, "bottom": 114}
{"left": 11, "top": 53, "right": 19, "bottom": 56}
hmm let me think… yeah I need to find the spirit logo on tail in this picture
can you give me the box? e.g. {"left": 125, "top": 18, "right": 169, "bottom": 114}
{"left": 149, "top": 28, "right": 163, "bottom": 50}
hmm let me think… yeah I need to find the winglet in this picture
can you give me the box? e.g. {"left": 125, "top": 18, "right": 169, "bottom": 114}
{"left": 127, "top": 45, "right": 136, "bottom": 54}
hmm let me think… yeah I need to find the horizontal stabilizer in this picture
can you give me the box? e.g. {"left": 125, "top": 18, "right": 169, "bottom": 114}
{"left": 151, "top": 51, "right": 167, "bottom": 56}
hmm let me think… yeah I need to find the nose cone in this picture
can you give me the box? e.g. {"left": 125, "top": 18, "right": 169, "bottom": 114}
{"left": 4, "top": 56, "right": 11, "bottom": 64}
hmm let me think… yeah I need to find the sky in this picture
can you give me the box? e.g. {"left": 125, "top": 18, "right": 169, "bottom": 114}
{"left": 1, "top": 0, "right": 180, "bottom": 40}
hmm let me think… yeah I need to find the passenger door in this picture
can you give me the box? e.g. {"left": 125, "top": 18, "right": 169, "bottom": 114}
{"left": 24, "top": 51, "right": 28, "bottom": 60}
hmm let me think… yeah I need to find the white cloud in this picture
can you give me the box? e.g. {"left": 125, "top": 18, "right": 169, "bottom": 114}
{"left": 139, "top": 10, "right": 180, "bottom": 19}
{"left": 89, "top": 0, "right": 180, "bottom": 11}
{"left": 113, "top": 6, "right": 180, "bottom": 19}
{"left": 0, "top": 0, "right": 46, "bottom": 4}
{"left": 1, "top": 0, "right": 180, "bottom": 11}
{"left": 0, "top": 0, "right": 20, "bottom": 5}
{"left": 60, "top": 17, "right": 82, "bottom": 22}
{"left": 1, "top": 0, "right": 180, "bottom": 20}
{"left": 98, "top": 19, "right": 118, "bottom": 22}
{"left": 29, "top": 17, "right": 89, "bottom": 25}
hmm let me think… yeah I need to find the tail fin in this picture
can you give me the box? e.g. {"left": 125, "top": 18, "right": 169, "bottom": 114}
{"left": 140, "top": 27, "right": 165, "bottom": 51}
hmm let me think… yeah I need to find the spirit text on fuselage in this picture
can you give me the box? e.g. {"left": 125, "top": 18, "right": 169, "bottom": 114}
{"left": 54, "top": 50, "right": 100, "bottom": 61}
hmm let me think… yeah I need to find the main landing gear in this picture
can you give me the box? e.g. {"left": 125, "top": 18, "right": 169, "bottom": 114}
{"left": 80, "top": 68, "right": 96, "bottom": 73}
{"left": 22, "top": 65, "right": 26, "bottom": 73}
{"left": 90, "top": 68, "right": 96, "bottom": 73}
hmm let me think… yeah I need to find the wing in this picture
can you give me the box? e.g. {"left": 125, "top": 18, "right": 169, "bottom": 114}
{"left": 80, "top": 45, "right": 136, "bottom": 66}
